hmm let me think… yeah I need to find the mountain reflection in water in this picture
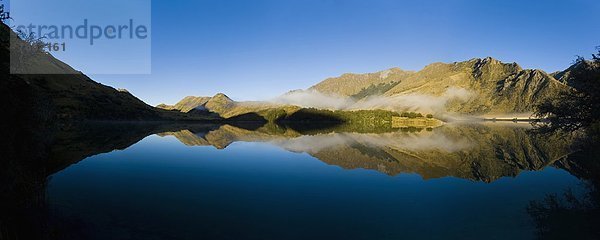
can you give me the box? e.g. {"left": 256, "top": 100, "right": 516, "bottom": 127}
{"left": 157, "top": 123, "right": 573, "bottom": 182}
{"left": 1, "top": 121, "right": 597, "bottom": 240}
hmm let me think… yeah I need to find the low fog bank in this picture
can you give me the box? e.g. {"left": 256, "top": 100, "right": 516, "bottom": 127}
{"left": 269, "top": 89, "right": 541, "bottom": 124}
{"left": 271, "top": 87, "right": 473, "bottom": 115}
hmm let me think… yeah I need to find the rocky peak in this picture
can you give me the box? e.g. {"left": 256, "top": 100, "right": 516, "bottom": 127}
{"left": 212, "top": 93, "right": 233, "bottom": 102}
{"left": 466, "top": 57, "right": 522, "bottom": 82}
{"left": 157, "top": 93, "right": 236, "bottom": 114}
{"left": 377, "top": 67, "right": 405, "bottom": 79}
{"left": 205, "top": 93, "right": 235, "bottom": 113}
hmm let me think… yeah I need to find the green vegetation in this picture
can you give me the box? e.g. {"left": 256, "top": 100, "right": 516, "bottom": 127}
{"left": 280, "top": 108, "right": 399, "bottom": 124}
{"left": 256, "top": 108, "right": 291, "bottom": 122}
{"left": 218, "top": 107, "right": 438, "bottom": 134}
{"left": 275, "top": 108, "right": 405, "bottom": 134}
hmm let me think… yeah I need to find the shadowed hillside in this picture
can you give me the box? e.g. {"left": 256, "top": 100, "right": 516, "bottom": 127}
{"left": 1, "top": 22, "right": 219, "bottom": 122}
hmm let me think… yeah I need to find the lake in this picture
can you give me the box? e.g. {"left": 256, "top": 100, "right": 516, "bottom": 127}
{"left": 3, "top": 122, "right": 597, "bottom": 239}
{"left": 0, "top": 122, "right": 598, "bottom": 239}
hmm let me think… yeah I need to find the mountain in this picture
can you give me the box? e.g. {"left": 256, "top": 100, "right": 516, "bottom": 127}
{"left": 157, "top": 96, "right": 212, "bottom": 112}
{"left": 156, "top": 93, "right": 239, "bottom": 114}
{"left": 204, "top": 93, "right": 235, "bottom": 113}
{"left": 309, "top": 57, "right": 570, "bottom": 115}
{"left": 383, "top": 57, "right": 568, "bottom": 114}
{"left": 1, "top": 22, "right": 216, "bottom": 123}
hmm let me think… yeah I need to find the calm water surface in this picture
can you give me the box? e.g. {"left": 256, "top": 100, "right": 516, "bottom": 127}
{"left": 44, "top": 123, "right": 587, "bottom": 239}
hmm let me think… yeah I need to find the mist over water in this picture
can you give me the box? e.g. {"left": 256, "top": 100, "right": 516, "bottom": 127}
{"left": 271, "top": 90, "right": 353, "bottom": 110}
{"left": 271, "top": 87, "right": 473, "bottom": 114}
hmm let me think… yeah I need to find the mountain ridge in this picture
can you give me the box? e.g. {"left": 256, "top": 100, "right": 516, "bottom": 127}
{"left": 309, "top": 67, "right": 414, "bottom": 97}
{"left": 312, "top": 57, "right": 569, "bottom": 114}
{"left": 161, "top": 57, "right": 571, "bottom": 117}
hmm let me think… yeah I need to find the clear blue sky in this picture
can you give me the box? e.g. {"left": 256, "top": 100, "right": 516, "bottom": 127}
{"left": 82, "top": 0, "right": 599, "bottom": 105}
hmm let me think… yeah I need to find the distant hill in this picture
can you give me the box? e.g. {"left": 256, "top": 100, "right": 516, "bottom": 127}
{"left": 157, "top": 93, "right": 284, "bottom": 118}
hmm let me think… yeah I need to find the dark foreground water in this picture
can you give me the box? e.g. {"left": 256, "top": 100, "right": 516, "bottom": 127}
{"left": 3, "top": 122, "right": 599, "bottom": 239}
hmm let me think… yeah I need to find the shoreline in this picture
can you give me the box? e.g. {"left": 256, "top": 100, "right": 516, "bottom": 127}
{"left": 482, "top": 117, "right": 540, "bottom": 122}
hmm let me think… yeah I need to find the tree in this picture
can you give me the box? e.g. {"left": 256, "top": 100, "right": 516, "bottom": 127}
{"left": 535, "top": 48, "right": 600, "bottom": 133}
{"left": 10, "top": 29, "right": 48, "bottom": 73}
{"left": 0, "top": 2, "right": 9, "bottom": 23}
